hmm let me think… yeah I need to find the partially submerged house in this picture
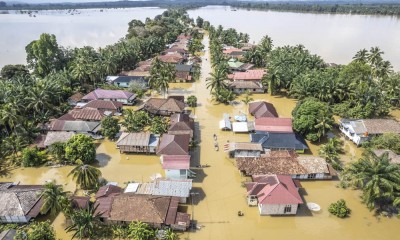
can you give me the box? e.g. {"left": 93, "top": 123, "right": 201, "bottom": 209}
{"left": 219, "top": 113, "right": 232, "bottom": 131}
{"left": 135, "top": 178, "right": 193, "bottom": 203}
{"left": 236, "top": 150, "right": 335, "bottom": 179}
{"left": 83, "top": 100, "right": 123, "bottom": 114}
{"left": 106, "top": 76, "right": 148, "bottom": 88}
{"left": 82, "top": 89, "right": 137, "bottom": 105}
{"left": 226, "top": 81, "right": 264, "bottom": 94}
{"left": 116, "top": 132, "right": 159, "bottom": 154}
{"left": 158, "top": 53, "right": 185, "bottom": 64}
{"left": 42, "top": 131, "right": 76, "bottom": 148}
{"left": 254, "top": 117, "right": 293, "bottom": 133}
{"left": 245, "top": 175, "right": 303, "bottom": 215}
{"left": 251, "top": 132, "right": 308, "bottom": 153}
{"left": 67, "top": 92, "right": 84, "bottom": 106}
{"left": 225, "top": 142, "right": 263, "bottom": 158}
{"left": 0, "top": 183, "right": 44, "bottom": 223}
{"left": 47, "top": 120, "right": 101, "bottom": 136}
{"left": 156, "top": 134, "right": 190, "bottom": 156}
{"left": 141, "top": 98, "right": 185, "bottom": 116}
{"left": 59, "top": 107, "right": 105, "bottom": 121}
{"left": 168, "top": 113, "right": 194, "bottom": 138}
{"left": 232, "top": 121, "right": 255, "bottom": 133}
{"left": 94, "top": 185, "right": 123, "bottom": 221}
{"left": 227, "top": 58, "right": 253, "bottom": 72}
{"left": 339, "top": 119, "right": 400, "bottom": 145}
{"left": 249, "top": 101, "right": 278, "bottom": 119}
{"left": 161, "top": 155, "right": 192, "bottom": 180}
{"left": 175, "top": 64, "right": 194, "bottom": 82}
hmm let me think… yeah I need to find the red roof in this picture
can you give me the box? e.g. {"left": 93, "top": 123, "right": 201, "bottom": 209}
{"left": 254, "top": 117, "right": 293, "bottom": 133}
{"left": 249, "top": 101, "right": 278, "bottom": 118}
{"left": 156, "top": 134, "right": 190, "bottom": 155}
{"left": 223, "top": 48, "right": 242, "bottom": 54}
{"left": 228, "top": 70, "right": 265, "bottom": 81}
{"left": 248, "top": 175, "right": 302, "bottom": 205}
{"left": 158, "top": 54, "right": 184, "bottom": 64}
{"left": 162, "top": 155, "right": 190, "bottom": 170}
{"left": 84, "top": 100, "right": 123, "bottom": 110}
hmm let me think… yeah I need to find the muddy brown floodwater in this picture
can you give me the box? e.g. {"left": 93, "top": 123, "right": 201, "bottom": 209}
{"left": 1, "top": 36, "right": 399, "bottom": 240}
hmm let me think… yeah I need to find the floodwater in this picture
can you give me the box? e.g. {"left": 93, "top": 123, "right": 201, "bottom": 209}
{"left": 1, "top": 10, "right": 400, "bottom": 240}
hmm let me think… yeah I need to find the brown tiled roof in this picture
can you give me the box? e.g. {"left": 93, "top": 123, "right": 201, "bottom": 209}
{"left": 95, "top": 185, "right": 122, "bottom": 199}
{"left": 157, "top": 134, "right": 190, "bottom": 155}
{"left": 228, "top": 142, "right": 263, "bottom": 151}
{"left": 72, "top": 196, "right": 90, "bottom": 209}
{"left": 248, "top": 101, "right": 278, "bottom": 118}
{"left": 158, "top": 54, "right": 184, "bottom": 64}
{"left": 109, "top": 194, "right": 174, "bottom": 224}
{"left": 176, "top": 71, "right": 190, "bottom": 80}
{"left": 297, "top": 156, "right": 330, "bottom": 174}
{"left": 84, "top": 100, "right": 123, "bottom": 111}
{"left": 69, "top": 107, "right": 104, "bottom": 121}
{"left": 68, "top": 92, "right": 84, "bottom": 102}
{"left": 143, "top": 98, "right": 185, "bottom": 115}
{"left": 362, "top": 119, "right": 400, "bottom": 134}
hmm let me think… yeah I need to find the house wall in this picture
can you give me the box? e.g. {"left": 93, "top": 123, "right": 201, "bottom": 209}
{"left": 232, "top": 88, "right": 264, "bottom": 94}
{"left": 165, "top": 169, "right": 188, "bottom": 179}
{"left": 339, "top": 124, "right": 370, "bottom": 145}
{"left": 258, "top": 204, "right": 298, "bottom": 215}
{"left": 247, "top": 195, "right": 258, "bottom": 206}
{"left": 99, "top": 98, "right": 129, "bottom": 105}
{"left": 291, "top": 174, "right": 326, "bottom": 180}
{"left": 119, "top": 145, "right": 152, "bottom": 153}
{"left": 0, "top": 215, "right": 29, "bottom": 223}
{"left": 168, "top": 130, "right": 193, "bottom": 138}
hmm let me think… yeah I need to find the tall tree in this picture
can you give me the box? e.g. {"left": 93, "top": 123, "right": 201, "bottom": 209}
{"left": 66, "top": 204, "right": 101, "bottom": 239}
{"left": 40, "top": 180, "right": 69, "bottom": 216}
{"left": 68, "top": 163, "right": 102, "bottom": 190}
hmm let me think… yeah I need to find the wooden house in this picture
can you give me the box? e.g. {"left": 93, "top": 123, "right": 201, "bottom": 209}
{"left": 116, "top": 132, "right": 159, "bottom": 154}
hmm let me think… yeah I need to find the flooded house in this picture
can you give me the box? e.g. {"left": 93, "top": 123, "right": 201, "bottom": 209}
{"left": 82, "top": 89, "right": 137, "bottom": 105}
{"left": 232, "top": 121, "right": 255, "bottom": 133}
{"left": 226, "top": 80, "right": 264, "bottom": 94}
{"left": 227, "top": 58, "right": 253, "bottom": 72}
{"left": 225, "top": 142, "right": 263, "bottom": 158}
{"left": 82, "top": 100, "right": 123, "bottom": 114}
{"left": 67, "top": 92, "right": 84, "bottom": 106}
{"left": 248, "top": 101, "right": 278, "bottom": 119}
{"left": 254, "top": 117, "right": 293, "bottom": 133}
{"left": 251, "top": 132, "right": 308, "bottom": 153}
{"left": 0, "top": 183, "right": 45, "bottom": 223}
{"left": 339, "top": 119, "right": 400, "bottom": 145}
{"left": 140, "top": 97, "right": 186, "bottom": 116}
{"left": 156, "top": 134, "right": 190, "bottom": 156}
{"left": 158, "top": 53, "right": 185, "bottom": 64}
{"left": 59, "top": 107, "right": 106, "bottom": 121}
{"left": 45, "top": 120, "right": 101, "bottom": 137}
{"left": 245, "top": 175, "right": 303, "bottom": 215}
{"left": 160, "top": 155, "right": 192, "bottom": 179}
{"left": 106, "top": 76, "right": 148, "bottom": 88}
{"left": 219, "top": 113, "right": 232, "bottom": 131}
{"left": 36, "top": 131, "right": 76, "bottom": 148}
{"left": 168, "top": 113, "right": 194, "bottom": 139}
{"left": 236, "top": 150, "right": 335, "bottom": 179}
{"left": 116, "top": 132, "right": 159, "bottom": 154}
{"left": 175, "top": 64, "right": 194, "bottom": 82}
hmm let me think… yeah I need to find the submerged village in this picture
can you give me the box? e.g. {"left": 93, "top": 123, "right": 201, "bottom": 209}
{"left": 0, "top": 8, "right": 400, "bottom": 240}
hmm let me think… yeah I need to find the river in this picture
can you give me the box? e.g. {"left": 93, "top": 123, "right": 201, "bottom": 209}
{"left": 1, "top": 6, "right": 400, "bottom": 69}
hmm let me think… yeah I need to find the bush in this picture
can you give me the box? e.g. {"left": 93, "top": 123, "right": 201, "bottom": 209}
{"left": 328, "top": 199, "right": 351, "bottom": 218}
{"left": 65, "top": 134, "right": 96, "bottom": 164}
{"left": 187, "top": 95, "right": 197, "bottom": 107}
{"left": 363, "top": 133, "right": 400, "bottom": 155}
{"left": 101, "top": 116, "right": 121, "bottom": 140}
{"left": 21, "top": 147, "right": 47, "bottom": 167}
{"left": 15, "top": 220, "right": 56, "bottom": 240}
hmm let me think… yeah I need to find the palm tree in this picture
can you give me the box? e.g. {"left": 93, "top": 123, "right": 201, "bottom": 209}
{"left": 314, "top": 109, "right": 334, "bottom": 141}
{"left": 40, "top": 180, "right": 69, "bottom": 216}
{"left": 68, "top": 163, "right": 102, "bottom": 190}
{"left": 353, "top": 48, "right": 368, "bottom": 64}
{"left": 159, "top": 63, "right": 176, "bottom": 98}
{"left": 127, "top": 221, "right": 154, "bottom": 240}
{"left": 206, "top": 67, "right": 228, "bottom": 93}
{"left": 367, "top": 46, "right": 384, "bottom": 67}
{"left": 341, "top": 151, "right": 400, "bottom": 211}
{"left": 259, "top": 35, "right": 273, "bottom": 55}
{"left": 66, "top": 204, "right": 101, "bottom": 240}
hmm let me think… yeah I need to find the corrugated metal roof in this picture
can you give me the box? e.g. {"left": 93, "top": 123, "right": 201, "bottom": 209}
{"left": 116, "top": 132, "right": 151, "bottom": 147}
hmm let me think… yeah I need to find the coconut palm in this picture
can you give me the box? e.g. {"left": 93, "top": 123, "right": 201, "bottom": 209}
{"left": 66, "top": 204, "right": 101, "bottom": 240}
{"left": 40, "top": 180, "right": 69, "bottom": 216}
{"left": 353, "top": 48, "right": 368, "bottom": 64}
{"left": 314, "top": 109, "right": 334, "bottom": 141}
{"left": 68, "top": 163, "right": 102, "bottom": 190}
{"left": 206, "top": 67, "right": 228, "bottom": 93}
{"left": 367, "top": 47, "right": 384, "bottom": 67}
{"left": 341, "top": 151, "right": 400, "bottom": 210}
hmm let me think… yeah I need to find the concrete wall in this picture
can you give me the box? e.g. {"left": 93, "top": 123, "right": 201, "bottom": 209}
{"left": 258, "top": 204, "right": 298, "bottom": 215}
{"left": 0, "top": 215, "right": 29, "bottom": 223}
{"left": 165, "top": 169, "right": 187, "bottom": 180}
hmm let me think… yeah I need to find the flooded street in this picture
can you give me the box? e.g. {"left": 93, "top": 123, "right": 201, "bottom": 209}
{"left": 1, "top": 35, "right": 399, "bottom": 240}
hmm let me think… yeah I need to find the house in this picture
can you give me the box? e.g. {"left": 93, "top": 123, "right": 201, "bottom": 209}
{"left": 0, "top": 183, "right": 44, "bottom": 223}
{"left": 43, "top": 131, "right": 75, "bottom": 148}
{"left": 164, "top": 47, "right": 187, "bottom": 56}
{"left": 0, "top": 229, "right": 16, "bottom": 240}
{"left": 67, "top": 92, "right": 84, "bottom": 106}
{"left": 82, "top": 89, "right": 137, "bottom": 105}
{"left": 232, "top": 121, "right": 255, "bottom": 133}
{"left": 121, "top": 59, "right": 152, "bottom": 77}
{"left": 156, "top": 134, "right": 190, "bottom": 156}
{"left": 339, "top": 119, "right": 400, "bottom": 145}
{"left": 72, "top": 196, "right": 90, "bottom": 209}
{"left": 254, "top": 117, "right": 293, "bottom": 133}
{"left": 228, "top": 70, "right": 266, "bottom": 82}
{"left": 251, "top": 132, "right": 308, "bottom": 153}
{"left": 168, "top": 113, "right": 194, "bottom": 138}
{"left": 47, "top": 120, "right": 101, "bottom": 136}
{"left": 175, "top": 64, "right": 194, "bottom": 82}
{"left": 116, "top": 132, "right": 159, "bottom": 154}
{"left": 158, "top": 53, "right": 185, "bottom": 64}
{"left": 97, "top": 193, "right": 190, "bottom": 230}
{"left": 141, "top": 98, "right": 185, "bottom": 116}
{"left": 106, "top": 76, "right": 148, "bottom": 88}
{"left": 135, "top": 178, "right": 193, "bottom": 203}
{"left": 219, "top": 113, "right": 232, "bottom": 131}
{"left": 226, "top": 81, "right": 265, "bottom": 94}
{"left": 83, "top": 100, "right": 123, "bottom": 114}
{"left": 223, "top": 47, "right": 245, "bottom": 59}
{"left": 59, "top": 107, "right": 105, "bottom": 121}
{"left": 224, "top": 142, "right": 263, "bottom": 158}
{"left": 236, "top": 150, "right": 335, "bottom": 179}
{"left": 245, "top": 175, "right": 303, "bottom": 215}
{"left": 227, "top": 58, "right": 254, "bottom": 72}
{"left": 373, "top": 149, "right": 400, "bottom": 164}
{"left": 161, "top": 155, "right": 191, "bottom": 179}
{"left": 249, "top": 101, "right": 278, "bottom": 118}
{"left": 94, "top": 185, "right": 122, "bottom": 221}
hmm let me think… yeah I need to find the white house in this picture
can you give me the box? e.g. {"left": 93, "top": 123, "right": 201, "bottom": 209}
{"left": 339, "top": 119, "right": 400, "bottom": 145}
{"left": 161, "top": 155, "right": 192, "bottom": 179}
{"left": 245, "top": 175, "right": 303, "bottom": 215}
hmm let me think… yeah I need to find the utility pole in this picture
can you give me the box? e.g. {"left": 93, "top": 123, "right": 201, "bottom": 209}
{"left": 190, "top": 191, "right": 199, "bottom": 229}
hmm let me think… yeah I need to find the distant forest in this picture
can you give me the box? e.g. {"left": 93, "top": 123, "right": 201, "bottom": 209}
{"left": 1, "top": 1, "right": 400, "bottom": 16}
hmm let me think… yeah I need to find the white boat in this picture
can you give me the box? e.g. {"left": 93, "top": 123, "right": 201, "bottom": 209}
{"left": 307, "top": 202, "right": 321, "bottom": 212}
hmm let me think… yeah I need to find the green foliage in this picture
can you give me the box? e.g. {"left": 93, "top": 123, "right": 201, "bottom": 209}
{"left": 21, "top": 147, "right": 47, "bottom": 167}
{"left": 363, "top": 133, "right": 400, "bottom": 155}
{"left": 0, "top": 64, "right": 29, "bottom": 80}
{"left": 127, "top": 221, "right": 155, "bottom": 240}
{"left": 149, "top": 58, "right": 176, "bottom": 96}
{"left": 292, "top": 98, "right": 334, "bottom": 142}
{"left": 15, "top": 221, "right": 56, "bottom": 240}
{"left": 68, "top": 164, "right": 102, "bottom": 190}
{"left": 101, "top": 116, "right": 120, "bottom": 140}
{"left": 150, "top": 116, "right": 169, "bottom": 134}
{"left": 328, "top": 199, "right": 351, "bottom": 218}
{"left": 40, "top": 180, "right": 69, "bottom": 216}
{"left": 187, "top": 95, "right": 197, "bottom": 107}
{"left": 122, "top": 109, "right": 150, "bottom": 132}
{"left": 128, "top": 81, "right": 147, "bottom": 99}
{"left": 341, "top": 151, "right": 400, "bottom": 211}
{"left": 196, "top": 16, "right": 204, "bottom": 28}
{"left": 212, "top": 87, "right": 236, "bottom": 104}
{"left": 47, "top": 142, "right": 66, "bottom": 163}
{"left": 319, "top": 138, "right": 343, "bottom": 171}
{"left": 66, "top": 204, "right": 101, "bottom": 239}
{"left": 64, "top": 134, "right": 96, "bottom": 164}
{"left": 242, "top": 90, "right": 254, "bottom": 105}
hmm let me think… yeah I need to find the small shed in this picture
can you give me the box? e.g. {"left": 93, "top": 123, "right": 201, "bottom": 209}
{"left": 232, "top": 122, "right": 255, "bottom": 133}
{"left": 219, "top": 113, "right": 232, "bottom": 131}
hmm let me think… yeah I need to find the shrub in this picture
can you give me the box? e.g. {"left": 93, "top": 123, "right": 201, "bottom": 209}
{"left": 21, "top": 147, "right": 47, "bottom": 167}
{"left": 328, "top": 199, "right": 351, "bottom": 218}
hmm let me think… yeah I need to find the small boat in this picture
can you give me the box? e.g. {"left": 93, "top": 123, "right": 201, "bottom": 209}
{"left": 307, "top": 202, "right": 321, "bottom": 212}
{"left": 214, "top": 142, "right": 219, "bottom": 151}
{"left": 238, "top": 211, "right": 244, "bottom": 216}
{"left": 213, "top": 134, "right": 217, "bottom": 141}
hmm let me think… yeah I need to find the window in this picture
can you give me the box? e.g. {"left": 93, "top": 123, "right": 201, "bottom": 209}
{"left": 307, "top": 173, "right": 316, "bottom": 179}
{"left": 284, "top": 205, "right": 292, "bottom": 213}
